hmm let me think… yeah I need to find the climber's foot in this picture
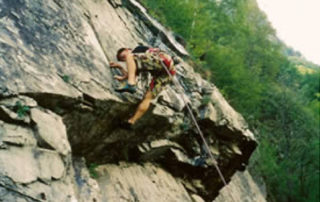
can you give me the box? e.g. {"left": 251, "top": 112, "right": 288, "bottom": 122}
{"left": 192, "top": 156, "right": 208, "bottom": 168}
{"left": 115, "top": 82, "right": 136, "bottom": 94}
{"left": 119, "top": 120, "right": 133, "bottom": 130}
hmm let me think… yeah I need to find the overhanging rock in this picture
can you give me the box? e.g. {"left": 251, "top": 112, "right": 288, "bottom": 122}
{"left": 0, "top": 0, "right": 257, "bottom": 201}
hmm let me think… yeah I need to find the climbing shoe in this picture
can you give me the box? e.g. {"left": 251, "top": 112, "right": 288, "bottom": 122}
{"left": 119, "top": 120, "right": 133, "bottom": 130}
{"left": 192, "top": 156, "right": 208, "bottom": 168}
{"left": 115, "top": 82, "right": 136, "bottom": 94}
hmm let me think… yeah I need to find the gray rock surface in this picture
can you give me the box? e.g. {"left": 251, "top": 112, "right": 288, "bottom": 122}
{"left": 0, "top": 98, "right": 76, "bottom": 201}
{"left": 31, "top": 108, "right": 70, "bottom": 156}
{"left": 73, "top": 158, "right": 102, "bottom": 202}
{"left": 214, "top": 170, "right": 267, "bottom": 202}
{"left": 0, "top": 0, "right": 263, "bottom": 201}
{"left": 96, "top": 162, "right": 193, "bottom": 202}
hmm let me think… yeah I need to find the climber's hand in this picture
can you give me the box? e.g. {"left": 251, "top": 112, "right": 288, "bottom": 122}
{"left": 109, "top": 62, "right": 121, "bottom": 68}
{"left": 114, "top": 75, "right": 127, "bottom": 81}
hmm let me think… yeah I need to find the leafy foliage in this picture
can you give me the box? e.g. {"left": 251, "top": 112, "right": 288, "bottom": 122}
{"left": 201, "top": 95, "right": 212, "bottom": 106}
{"left": 88, "top": 163, "right": 99, "bottom": 179}
{"left": 62, "top": 75, "right": 70, "bottom": 83}
{"left": 141, "top": 0, "right": 320, "bottom": 201}
{"left": 14, "top": 101, "right": 30, "bottom": 118}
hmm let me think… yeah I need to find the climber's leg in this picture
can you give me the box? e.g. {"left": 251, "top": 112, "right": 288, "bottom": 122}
{"left": 127, "top": 74, "right": 170, "bottom": 125}
{"left": 116, "top": 54, "right": 137, "bottom": 93}
{"left": 126, "top": 54, "right": 137, "bottom": 86}
{"left": 128, "top": 90, "right": 153, "bottom": 124}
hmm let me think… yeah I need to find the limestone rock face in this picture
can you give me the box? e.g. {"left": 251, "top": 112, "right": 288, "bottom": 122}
{"left": 96, "top": 162, "right": 193, "bottom": 202}
{"left": 0, "top": 0, "right": 261, "bottom": 201}
{"left": 214, "top": 171, "right": 267, "bottom": 202}
{"left": 0, "top": 97, "right": 76, "bottom": 202}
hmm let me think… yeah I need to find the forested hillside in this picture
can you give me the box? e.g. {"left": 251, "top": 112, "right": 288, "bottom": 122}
{"left": 140, "top": 0, "right": 320, "bottom": 201}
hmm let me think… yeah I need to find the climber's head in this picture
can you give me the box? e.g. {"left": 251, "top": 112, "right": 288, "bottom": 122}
{"left": 117, "top": 48, "right": 132, "bottom": 61}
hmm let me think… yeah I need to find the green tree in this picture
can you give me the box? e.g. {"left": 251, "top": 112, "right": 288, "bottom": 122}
{"left": 141, "top": 0, "right": 320, "bottom": 201}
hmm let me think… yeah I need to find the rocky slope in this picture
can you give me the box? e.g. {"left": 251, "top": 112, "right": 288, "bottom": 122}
{"left": 0, "top": 0, "right": 260, "bottom": 201}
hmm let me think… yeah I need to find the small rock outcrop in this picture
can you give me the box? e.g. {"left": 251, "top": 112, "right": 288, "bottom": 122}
{"left": 0, "top": 0, "right": 259, "bottom": 201}
{"left": 214, "top": 171, "right": 266, "bottom": 202}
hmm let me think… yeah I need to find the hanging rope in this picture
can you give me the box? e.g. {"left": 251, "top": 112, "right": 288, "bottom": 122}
{"left": 161, "top": 60, "right": 240, "bottom": 202}
{"left": 160, "top": 59, "right": 228, "bottom": 185}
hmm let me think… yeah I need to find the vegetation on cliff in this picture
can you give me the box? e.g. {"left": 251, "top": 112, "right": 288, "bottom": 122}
{"left": 141, "top": 0, "right": 320, "bottom": 201}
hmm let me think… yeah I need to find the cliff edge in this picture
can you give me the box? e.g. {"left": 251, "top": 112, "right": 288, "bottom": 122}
{"left": 0, "top": 0, "right": 259, "bottom": 201}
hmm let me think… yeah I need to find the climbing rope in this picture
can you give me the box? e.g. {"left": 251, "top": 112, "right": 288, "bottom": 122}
{"left": 161, "top": 60, "right": 240, "bottom": 202}
{"left": 160, "top": 60, "right": 228, "bottom": 185}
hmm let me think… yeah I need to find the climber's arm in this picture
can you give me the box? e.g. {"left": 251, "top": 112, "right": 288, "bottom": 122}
{"left": 110, "top": 62, "right": 128, "bottom": 81}
{"left": 125, "top": 53, "right": 137, "bottom": 85}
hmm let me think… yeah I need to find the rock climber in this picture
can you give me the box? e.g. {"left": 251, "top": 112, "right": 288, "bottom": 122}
{"left": 109, "top": 45, "right": 176, "bottom": 128}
